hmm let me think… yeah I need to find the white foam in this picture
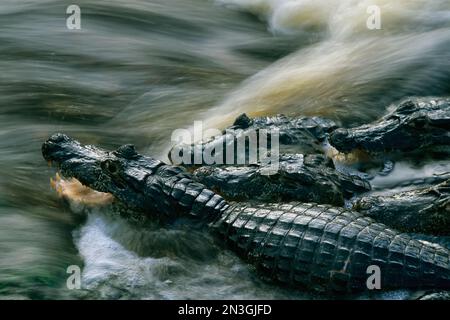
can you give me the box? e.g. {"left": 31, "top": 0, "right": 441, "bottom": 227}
{"left": 218, "top": 0, "right": 450, "bottom": 36}
{"left": 73, "top": 213, "right": 309, "bottom": 299}
{"left": 205, "top": 0, "right": 450, "bottom": 128}
{"left": 74, "top": 214, "right": 178, "bottom": 298}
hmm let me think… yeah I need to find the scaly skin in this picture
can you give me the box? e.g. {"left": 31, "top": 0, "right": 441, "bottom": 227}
{"left": 353, "top": 180, "right": 450, "bottom": 235}
{"left": 42, "top": 134, "right": 450, "bottom": 292}
{"left": 330, "top": 98, "right": 450, "bottom": 154}
{"left": 192, "top": 154, "right": 370, "bottom": 205}
{"left": 213, "top": 202, "right": 450, "bottom": 292}
{"left": 169, "top": 113, "right": 338, "bottom": 167}
{"left": 170, "top": 113, "right": 366, "bottom": 205}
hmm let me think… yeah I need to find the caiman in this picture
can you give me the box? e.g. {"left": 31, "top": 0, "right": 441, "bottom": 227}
{"left": 191, "top": 153, "right": 370, "bottom": 205}
{"left": 353, "top": 179, "right": 450, "bottom": 236}
{"left": 42, "top": 133, "right": 450, "bottom": 293}
{"left": 329, "top": 98, "right": 450, "bottom": 155}
{"left": 169, "top": 113, "right": 338, "bottom": 167}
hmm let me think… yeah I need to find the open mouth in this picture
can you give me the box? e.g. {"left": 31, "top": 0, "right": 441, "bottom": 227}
{"left": 49, "top": 171, "right": 114, "bottom": 209}
{"left": 326, "top": 145, "right": 373, "bottom": 164}
{"left": 43, "top": 134, "right": 115, "bottom": 208}
{"left": 42, "top": 133, "right": 155, "bottom": 216}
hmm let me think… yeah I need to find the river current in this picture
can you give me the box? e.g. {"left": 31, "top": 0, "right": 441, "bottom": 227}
{"left": 0, "top": 0, "right": 449, "bottom": 299}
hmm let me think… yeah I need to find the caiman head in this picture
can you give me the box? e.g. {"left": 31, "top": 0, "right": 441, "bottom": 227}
{"left": 42, "top": 133, "right": 221, "bottom": 222}
{"left": 329, "top": 98, "right": 450, "bottom": 154}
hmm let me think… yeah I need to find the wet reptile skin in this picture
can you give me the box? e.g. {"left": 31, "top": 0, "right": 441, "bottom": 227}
{"left": 353, "top": 179, "right": 450, "bottom": 235}
{"left": 42, "top": 135, "right": 450, "bottom": 293}
{"left": 191, "top": 153, "right": 370, "bottom": 205}
{"left": 169, "top": 113, "right": 338, "bottom": 166}
{"left": 159, "top": 167, "right": 450, "bottom": 292}
{"left": 41, "top": 95, "right": 450, "bottom": 293}
{"left": 330, "top": 97, "right": 450, "bottom": 154}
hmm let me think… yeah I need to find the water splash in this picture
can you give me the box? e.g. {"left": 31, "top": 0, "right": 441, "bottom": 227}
{"left": 206, "top": 0, "right": 450, "bottom": 128}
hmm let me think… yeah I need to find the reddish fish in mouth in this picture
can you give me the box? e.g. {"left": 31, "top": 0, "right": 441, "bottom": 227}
{"left": 50, "top": 172, "right": 114, "bottom": 209}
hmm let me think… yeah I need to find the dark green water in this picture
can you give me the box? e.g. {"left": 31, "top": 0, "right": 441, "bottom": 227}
{"left": 0, "top": 0, "right": 449, "bottom": 299}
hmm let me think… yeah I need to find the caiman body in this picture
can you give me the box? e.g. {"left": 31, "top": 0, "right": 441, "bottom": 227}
{"left": 353, "top": 180, "right": 450, "bottom": 235}
{"left": 42, "top": 133, "right": 450, "bottom": 293}
{"left": 213, "top": 201, "right": 450, "bottom": 292}
{"left": 192, "top": 153, "right": 370, "bottom": 205}
{"left": 169, "top": 113, "right": 338, "bottom": 166}
{"left": 329, "top": 98, "right": 450, "bottom": 155}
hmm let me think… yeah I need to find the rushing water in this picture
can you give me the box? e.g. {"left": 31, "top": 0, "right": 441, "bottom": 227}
{"left": 0, "top": 0, "right": 449, "bottom": 299}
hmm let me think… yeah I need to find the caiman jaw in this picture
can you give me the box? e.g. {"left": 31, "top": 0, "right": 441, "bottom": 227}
{"left": 42, "top": 133, "right": 145, "bottom": 212}
{"left": 43, "top": 134, "right": 114, "bottom": 209}
{"left": 42, "top": 133, "right": 209, "bottom": 222}
{"left": 50, "top": 172, "right": 114, "bottom": 209}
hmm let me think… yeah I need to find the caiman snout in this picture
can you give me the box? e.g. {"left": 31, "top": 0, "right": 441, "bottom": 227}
{"left": 42, "top": 133, "right": 75, "bottom": 162}
{"left": 329, "top": 128, "right": 352, "bottom": 152}
{"left": 42, "top": 133, "right": 108, "bottom": 166}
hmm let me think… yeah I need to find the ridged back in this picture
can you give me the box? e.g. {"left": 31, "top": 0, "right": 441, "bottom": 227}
{"left": 211, "top": 202, "right": 450, "bottom": 292}
{"left": 149, "top": 164, "right": 229, "bottom": 222}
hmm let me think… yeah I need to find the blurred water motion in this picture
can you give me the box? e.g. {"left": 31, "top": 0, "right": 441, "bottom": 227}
{"left": 0, "top": 0, "right": 449, "bottom": 299}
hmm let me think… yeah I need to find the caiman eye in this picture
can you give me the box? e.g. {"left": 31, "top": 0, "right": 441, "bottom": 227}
{"left": 101, "top": 159, "right": 119, "bottom": 174}
{"left": 410, "top": 117, "right": 427, "bottom": 129}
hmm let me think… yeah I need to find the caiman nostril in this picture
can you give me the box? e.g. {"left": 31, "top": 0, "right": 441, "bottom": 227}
{"left": 48, "top": 133, "right": 70, "bottom": 143}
